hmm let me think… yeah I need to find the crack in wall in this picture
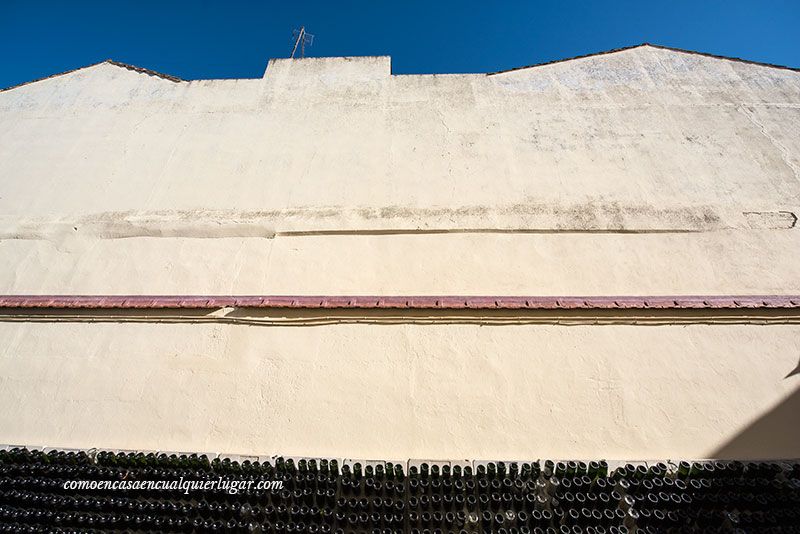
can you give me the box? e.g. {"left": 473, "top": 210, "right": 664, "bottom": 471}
{"left": 737, "top": 105, "right": 800, "bottom": 183}
{"left": 0, "top": 202, "right": 742, "bottom": 240}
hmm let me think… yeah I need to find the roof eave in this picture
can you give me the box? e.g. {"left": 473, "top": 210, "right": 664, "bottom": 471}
{"left": 0, "top": 295, "right": 797, "bottom": 310}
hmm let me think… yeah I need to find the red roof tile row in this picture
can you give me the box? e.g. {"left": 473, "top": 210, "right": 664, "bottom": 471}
{"left": 0, "top": 295, "right": 797, "bottom": 310}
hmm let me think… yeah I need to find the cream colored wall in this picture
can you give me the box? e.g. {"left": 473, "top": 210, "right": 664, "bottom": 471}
{"left": 0, "top": 320, "right": 797, "bottom": 460}
{"left": 1, "top": 46, "right": 799, "bottom": 458}
{"left": 1, "top": 230, "right": 800, "bottom": 295}
{"left": 1, "top": 46, "right": 799, "bottom": 294}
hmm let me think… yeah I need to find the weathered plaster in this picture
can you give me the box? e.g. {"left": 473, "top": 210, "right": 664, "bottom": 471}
{"left": 1, "top": 45, "right": 799, "bottom": 458}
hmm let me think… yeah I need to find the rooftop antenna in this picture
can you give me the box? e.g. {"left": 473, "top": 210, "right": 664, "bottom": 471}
{"left": 290, "top": 27, "right": 314, "bottom": 58}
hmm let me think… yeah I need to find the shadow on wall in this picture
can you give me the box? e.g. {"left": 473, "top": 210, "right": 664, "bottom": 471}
{"left": 786, "top": 357, "right": 800, "bottom": 379}
{"left": 712, "top": 383, "right": 800, "bottom": 460}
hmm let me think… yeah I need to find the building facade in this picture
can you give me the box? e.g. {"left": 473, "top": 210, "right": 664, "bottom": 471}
{"left": 0, "top": 44, "right": 798, "bottom": 462}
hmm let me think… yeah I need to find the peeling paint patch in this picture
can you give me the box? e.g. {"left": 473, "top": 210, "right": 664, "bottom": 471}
{"left": 743, "top": 211, "right": 797, "bottom": 229}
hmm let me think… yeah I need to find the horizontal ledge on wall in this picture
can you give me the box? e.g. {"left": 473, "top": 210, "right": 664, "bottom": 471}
{"left": 0, "top": 295, "right": 798, "bottom": 311}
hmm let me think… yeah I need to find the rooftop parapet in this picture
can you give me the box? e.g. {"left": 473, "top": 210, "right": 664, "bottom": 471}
{"left": 263, "top": 55, "right": 391, "bottom": 86}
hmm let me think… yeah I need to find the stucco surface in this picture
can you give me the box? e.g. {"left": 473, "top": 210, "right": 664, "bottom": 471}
{"left": 0, "top": 320, "right": 797, "bottom": 460}
{"left": 1, "top": 46, "right": 799, "bottom": 294}
{"left": 1, "top": 230, "right": 800, "bottom": 295}
{"left": 1, "top": 45, "right": 799, "bottom": 458}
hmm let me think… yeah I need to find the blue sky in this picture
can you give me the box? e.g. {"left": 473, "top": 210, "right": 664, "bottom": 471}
{"left": 2, "top": 0, "right": 799, "bottom": 89}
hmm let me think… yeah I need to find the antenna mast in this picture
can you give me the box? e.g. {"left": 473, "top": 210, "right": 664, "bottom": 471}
{"left": 290, "top": 27, "right": 314, "bottom": 58}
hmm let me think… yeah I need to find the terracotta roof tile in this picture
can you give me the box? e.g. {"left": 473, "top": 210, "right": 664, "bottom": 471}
{"left": 1, "top": 295, "right": 798, "bottom": 310}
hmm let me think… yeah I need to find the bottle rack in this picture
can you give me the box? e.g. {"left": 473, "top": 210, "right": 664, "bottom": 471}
{"left": 0, "top": 446, "right": 798, "bottom": 532}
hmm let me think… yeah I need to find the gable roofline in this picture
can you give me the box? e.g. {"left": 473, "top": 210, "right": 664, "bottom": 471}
{"left": 487, "top": 43, "right": 800, "bottom": 75}
{"left": 0, "top": 59, "right": 183, "bottom": 93}
{"left": 2, "top": 44, "right": 798, "bottom": 92}
{"left": 106, "top": 60, "right": 183, "bottom": 83}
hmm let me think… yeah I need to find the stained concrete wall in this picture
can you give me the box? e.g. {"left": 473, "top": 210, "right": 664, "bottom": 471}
{"left": 1, "top": 46, "right": 800, "bottom": 294}
{"left": 0, "top": 46, "right": 799, "bottom": 295}
{"left": 0, "top": 45, "right": 799, "bottom": 458}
